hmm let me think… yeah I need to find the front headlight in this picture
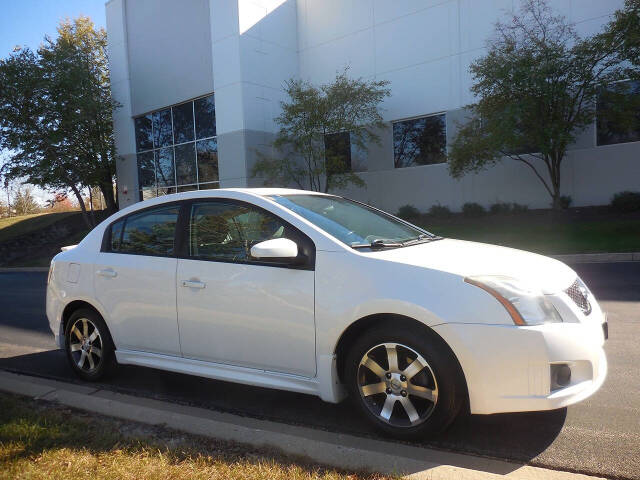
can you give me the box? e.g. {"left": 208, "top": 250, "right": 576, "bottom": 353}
{"left": 465, "top": 275, "right": 562, "bottom": 326}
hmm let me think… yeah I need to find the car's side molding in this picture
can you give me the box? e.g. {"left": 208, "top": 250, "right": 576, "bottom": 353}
{"left": 116, "top": 349, "right": 321, "bottom": 396}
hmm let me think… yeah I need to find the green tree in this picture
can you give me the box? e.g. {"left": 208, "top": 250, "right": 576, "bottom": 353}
{"left": 606, "top": 0, "right": 640, "bottom": 76}
{"left": 0, "top": 17, "right": 117, "bottom": 227}
{"left": 448, "top": 0, "right": 637, "bottom": 209}
{"left": 12, "top": 187, "right": 40, "bottom": 215}
{"left": 252, "top": 70, "right": 390, "bottom": 193}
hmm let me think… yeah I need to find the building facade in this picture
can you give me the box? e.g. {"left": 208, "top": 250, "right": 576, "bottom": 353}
{"left": 106, "top": 0, "right": 639, "bottom": 212}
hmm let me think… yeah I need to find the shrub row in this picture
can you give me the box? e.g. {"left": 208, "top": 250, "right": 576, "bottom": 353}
{"left": 611, "top": 191, "right": 640, "bottom": 213}
{"left": 395, "top": 191, "right": 640, "bottom": 220}
{"left": 396, "top": 202, "right": 528, "bottom": 219}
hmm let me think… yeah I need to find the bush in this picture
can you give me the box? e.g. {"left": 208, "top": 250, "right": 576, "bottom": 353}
{"left": 611, "top": 191, "right": 640, "bottom": 213}
{"left": 428, "top": 204, "right": 452, "bottom": 218}
{"left": 462, "top": 202, "right": 486, "bottom": 217}
{"left": 396, "top": 204, "right": 421, "bottom": 220}
{"left": 490, "top": 202, "right": 512, "bottom": 214}
{"left": 559, "top": 195, "right": 572, "bottom": 209}
{"left": 511, "top": 202, "right": 529, "bottom": 213}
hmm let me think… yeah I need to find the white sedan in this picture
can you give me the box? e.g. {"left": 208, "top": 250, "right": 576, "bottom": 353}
{"left": 46, "top": 188, "right": 608, "bottom": 438}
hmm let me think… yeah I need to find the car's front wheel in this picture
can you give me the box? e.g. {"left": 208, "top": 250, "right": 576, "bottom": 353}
{"left": 64, "top": 309, "right": 116, "bottom": 381}
{"left": 344, "top": 323, "right": 465, "bottom": 439}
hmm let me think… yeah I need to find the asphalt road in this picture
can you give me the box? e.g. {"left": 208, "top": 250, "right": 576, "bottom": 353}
{"left": 0, "top": 263, "right": 638, "bottom": 479}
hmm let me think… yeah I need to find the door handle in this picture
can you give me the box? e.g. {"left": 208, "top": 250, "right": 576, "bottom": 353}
{"left": 96, "top": 268, "right": 117, "bottom": 278}
{"left": 181, "top": 280, "right": 206, "bottom": 289}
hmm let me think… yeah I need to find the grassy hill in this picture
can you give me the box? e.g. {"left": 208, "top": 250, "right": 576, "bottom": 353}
{"left": 0, "top": 211, "right": 103, "bottom": 267}
{"left": 0, "top": 212, "right": 79, "bottom": 243}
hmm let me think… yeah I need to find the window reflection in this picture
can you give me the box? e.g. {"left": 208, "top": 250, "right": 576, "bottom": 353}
{"left": 117, "top": 206, "right": 179, "bottom": 256}
{"left": 597, "top": 80, "right": 640, "bottom": 146}
{"left": 135, "top": 94, "right": 218, "bottom": 200}
{"left": 175, "top": 142, "right": 197, "bottom": 186}
{"left": 110, "top": 219, "right": 124, "bottom": 251}
{"left": 135, "top": 115, "right": 153, "bottom": 151}
{"left": 195, "top": 94, "right": 216, "bottom": 139}
{"left": 189, "top": 202, "right": 287, "bottom": 262}
{"left": 197, "top": 138, "right": 219, "bottom": 183}
{"left": 198, "top": 182, "right": 219, "bottom": 191}
{"left": 137, "top": 152, "right": 155, "bottom": 188}
{"left": 172, "top": 102, "right": 194, "bottom": 144}
{"left": 155, "top": 148, "right": 175, "bottom": 187}
{"left": 393, "top": 114, "right": 447, "bottom": 168}
{"left": 153, "top": 109, "right": 173, "bottom": 148}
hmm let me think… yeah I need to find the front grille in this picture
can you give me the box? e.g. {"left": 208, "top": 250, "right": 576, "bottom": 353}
{"left": 565, "top": 279, "right": 592, "bottom": 315}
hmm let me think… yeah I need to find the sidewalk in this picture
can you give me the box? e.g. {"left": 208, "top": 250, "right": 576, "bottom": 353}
{"left": 0, "top": 370, "right": 604, "bottom": 480}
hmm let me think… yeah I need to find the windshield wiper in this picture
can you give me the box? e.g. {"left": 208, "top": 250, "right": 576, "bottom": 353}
{"left": 401, "top": 234, "right": 443, "bottom": 246}
{"left": 351, "top": 239, "right": 403, "bottom": 249}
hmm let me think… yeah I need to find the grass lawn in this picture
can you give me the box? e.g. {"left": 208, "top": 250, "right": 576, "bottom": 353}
{"left": 410, "top": 208, "right": 640, "bottom": 255}
{"left": 0, "top": 392, "right": 388, "bottom": 480}
{"left": 0, "top": 212, "right": 79, "bottom": 244}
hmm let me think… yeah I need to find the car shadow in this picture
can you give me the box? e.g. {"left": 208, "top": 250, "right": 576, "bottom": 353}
{"left": 0, "top": 349, "right": 566, "bottom": 473}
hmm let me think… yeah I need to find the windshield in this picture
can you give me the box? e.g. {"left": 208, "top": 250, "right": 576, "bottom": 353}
{"left": 268, "top": 194, "right": 434, "bottom": 247}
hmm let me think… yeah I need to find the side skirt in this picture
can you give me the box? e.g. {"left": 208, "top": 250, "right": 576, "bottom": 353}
{"left": 115, "top": 349, "right": 321, "bottom": 397}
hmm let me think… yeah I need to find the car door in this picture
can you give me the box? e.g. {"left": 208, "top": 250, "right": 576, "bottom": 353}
{"left": 94, "top": 203, "right": 182, "bottom": 356}
{"left": 176, "top": 199, "right": 316, "bottom": 377}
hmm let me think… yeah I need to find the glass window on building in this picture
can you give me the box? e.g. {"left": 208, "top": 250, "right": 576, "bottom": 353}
{"left": 393, "top": 114, "right": 447, "bottom": 168}
{"left": 134, "top": 94, "right": 218, "bottom": 200}
{"left": 597, "top": 80, "right": 640, "bottom": 146}
{"left": 324, "top": 132, "right": 352, "bottom": 175}
{"left": 196, "top": 138, "right": 219, "bottom": 188}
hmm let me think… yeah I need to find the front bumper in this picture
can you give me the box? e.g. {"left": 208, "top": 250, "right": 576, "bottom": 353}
{"left": 433, "top": 314, "right": 607, "bottom": 415}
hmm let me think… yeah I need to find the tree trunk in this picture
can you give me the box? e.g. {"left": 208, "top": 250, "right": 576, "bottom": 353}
{"left": 550, "top": 151, "right": 564, "bottom": 211}
{"left": 69, "top": 184, "right": 93, "bottom": 229}
{"left": 88, "top": 187, "right": 96, "bottom": 225}
{"left": 99, "top": 181, "right": 118, "bottom": 214}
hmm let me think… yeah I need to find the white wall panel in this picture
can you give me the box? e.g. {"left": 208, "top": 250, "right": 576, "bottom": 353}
{"left": 212, "top": 35, "right": 242, "bottom": 89}
{"left": 298, "top": 0, "right": 373, "bottom": 49}
{"left": 374, "top": 2, "right": 457, "bottom": 74}
{"left": 569, "top": 0, "right": 624, "bottom": 23}
{"left": 459, "top": 0, "right": 512, "bottom": 53}
{"left": 244, "top": 0, "right": 298, "bottom": 49}
{"left": 239, "top": 35, "right": 299, "bottom": 90}
{"left": 299, "top": 28, "right": 375, "bottom": 84}
{"left": 378, "top": 57, "right": 454, "bottom": 121}
{"left": 126, "top": 0, "right": 214, "bottom": 116}
{"left": 372, "top": 0, "right": 448, "bottom": 25}
{"left": 211, "top": 0, "right": 240, "bottom": 41}
{"left": 212, "top": 82, "right": 244, "bottom": 134}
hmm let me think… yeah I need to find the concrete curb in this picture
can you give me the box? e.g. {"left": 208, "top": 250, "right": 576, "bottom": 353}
{"left": 0, "top": 267, "right": 49, "bottom": 272}
{"left": 552, "top": 252, "right": 640, "bottom": 263}
{"left": 0, "top": 370, "right": 604, "bottom": 480}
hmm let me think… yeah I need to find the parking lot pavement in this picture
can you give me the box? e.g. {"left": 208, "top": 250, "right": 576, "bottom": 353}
{"left": 0, "top": 263, "right": 639, "bottom": 480}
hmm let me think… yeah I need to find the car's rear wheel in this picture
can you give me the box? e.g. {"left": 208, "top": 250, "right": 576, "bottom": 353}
{"left": 64, "top": 309, "right": 116, "bottom": 381}
{"left": 344, "top": 323, "right": 465, "bottom": 439}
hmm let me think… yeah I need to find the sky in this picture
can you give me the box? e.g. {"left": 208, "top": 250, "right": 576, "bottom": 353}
{"left": 0, "top": 0, "right": 107, "bottom": 205}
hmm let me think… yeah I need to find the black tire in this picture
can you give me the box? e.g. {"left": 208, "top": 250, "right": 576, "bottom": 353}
{"left": 344, "top": 322, "right": 465, "bottom": 439}
{"left": 64, "top": 308, "right": 117, "bottom": 381}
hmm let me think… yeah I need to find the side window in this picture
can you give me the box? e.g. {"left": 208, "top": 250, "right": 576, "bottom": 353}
{"left": 110, "top": 219, "right": 124, "bottom": 251}
{"left": 110, "top": 205, "right": 180, "bottom": 256}
{"left": 189, "top": 202, "right": 290, "bottom": 262}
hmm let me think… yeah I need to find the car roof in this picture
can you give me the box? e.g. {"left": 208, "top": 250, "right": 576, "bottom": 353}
{"left": 222, "top": 187, "right": 328, "bottom": 196}
{"left": 117, "top": 188, "right": 330, "bottom": 217}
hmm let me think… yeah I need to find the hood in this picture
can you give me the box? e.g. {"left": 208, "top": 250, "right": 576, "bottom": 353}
{"left": 370, "top": 238, "right": 576, "bottom": 294}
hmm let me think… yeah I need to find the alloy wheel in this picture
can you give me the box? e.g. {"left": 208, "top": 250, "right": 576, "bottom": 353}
{"left": 68, "top": 317, "right": 103, "bottom": 373}
{"left": 357, "top": 342, "right": 438, "bottom": 427}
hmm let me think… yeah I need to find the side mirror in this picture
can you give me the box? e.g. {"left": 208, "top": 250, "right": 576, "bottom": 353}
{"left": 250, "top": 238, "right": 298, "bottom": 261}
